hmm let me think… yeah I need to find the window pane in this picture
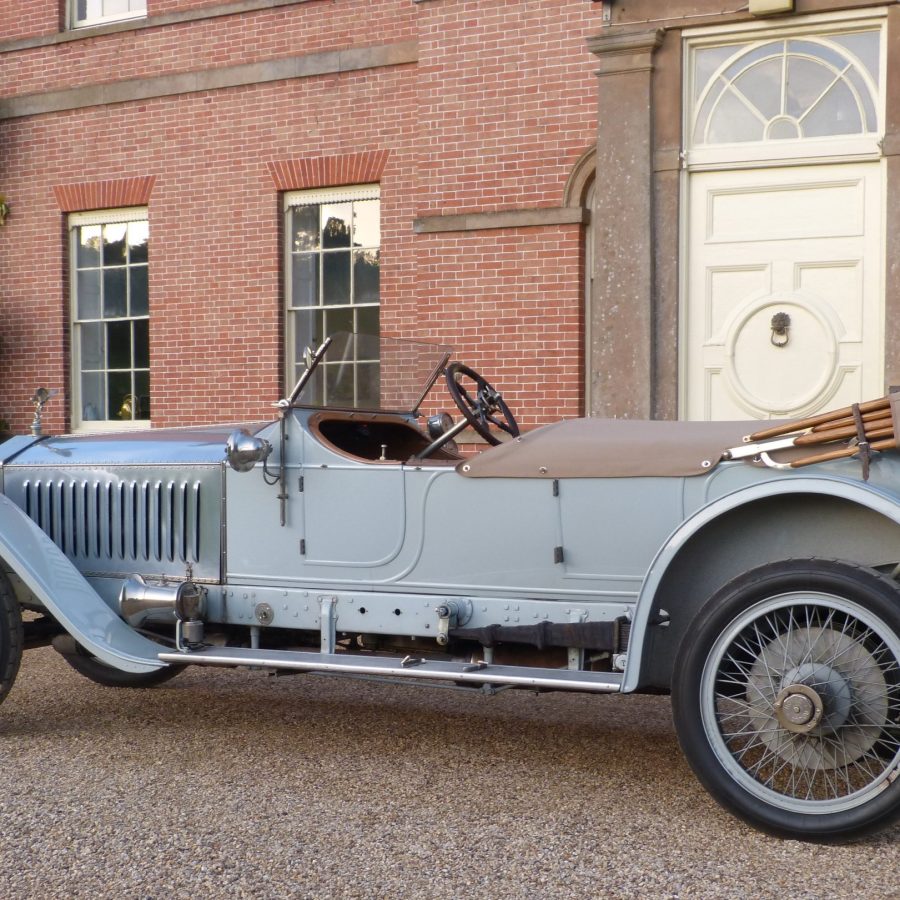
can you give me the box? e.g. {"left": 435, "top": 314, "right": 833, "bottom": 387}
{"left": 846, "top": 67, "right": 877, "bottom": 131}
{"left": 353, "top": 250, "right": 380, "bottom": 303}
{"left": 128, "top": 221, "right": 149, "bottom": 263}
{"left": 321, "top": 204, "right": 352, "bottom": 249}
{"left": 72, "top": 212, "right": 149, "bottom": 426}
{"left": 352, "top": 200, "right": 380, "bottom": 247}
{"left": 75, "top": 0, "right": 146, "bottom": 25}
{"left": 832, "top": 31, "right": 880, "bottom": 83}
{"left": 80, "top": 322, "right": 104, "bottom": 370}
{"left": 108, "top": 372, "right": 132, "bottom": 421}
{"left": 134, "top": 371, "right": 150, "bottom": 420}
{"left": 322, "top": 252, "right": 351, "bottom": 305}
{"left": 285, "top": 192, "right": 380, "bottom": 401}
{"left": 785, "top": 57, "right": 835, "bottom": 119}
{"left": 77, "top": 270, "right": 101, "bottom": 319}
{"left": 107, "top": 320, "right": 131, "bottom": 370}
{"left": 768, "top": 118, "right": 801, "bottom": 139}
{"left": 357, "top": 363, "right": 381, "bottom": 409}
{"left": 292, "top": 308, "right": 324, "bottom": 360}
{"left": 133, "top": 319, "right": 149, "bottom": 369}
{"left": 130, "top": 266, "right": 148, "bottom": 316}
{"left": 103, "top": 268, "right": 127, "bottom": 318}
{"left": 693, "top": 78, "right": 728, "bottom": 145}
{"left": 802, "top": 80, "right": 862, "bottom": 136}
{"left": 324, "top": 306, "right": 353, "bottom": 337}
{"left": 356, "top": 305, "right": 380, "bottom": 337}
{"left": 690, "top": 30, "right": 881, "bottom": 149}
{"left": 291, "top": 254, "right": 319, "bottom": 308}
{"left": 324, "top": 361, "right": 355, "bottom": 406}
{"left": 708, "top": 88, "right": 765, "bottom": 143}
{"left": 732, "top": 57, "right": 783, "bottom": 121}
{"left": 723, "top": 41, "right": 781, "bottom": 80}
{"left": 693, "top": 45, "right": 737, "bottom": 101}
{"left": 789, "top": 40, "right": 847, "bottom": 74}
{"left": 103, "top": 223, "right": 127, "bottom": 265}
{"left": 291, "top": 206, "right": 319, "bottom": 253}
{"left": 105, "top": 0, "right": 130, "bottom": 18}
{"left": 77, "top": 225, "right": 101, "bottom": 268}
{"left": 81, "top": 372, "right": 104, "bottom": 421}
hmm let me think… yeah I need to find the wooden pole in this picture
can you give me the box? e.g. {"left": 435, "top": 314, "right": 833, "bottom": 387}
{"left": 748, "top": 396, "right": 891, "bottom": 442}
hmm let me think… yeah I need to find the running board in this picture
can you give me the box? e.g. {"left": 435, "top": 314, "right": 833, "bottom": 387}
{"left": 157, "top": 647, "right": 623, "bottom": 693}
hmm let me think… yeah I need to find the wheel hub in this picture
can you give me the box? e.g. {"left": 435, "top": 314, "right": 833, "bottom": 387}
{"left": 746, "top": 626, "right": 884, "bottom": 770}
{"left": 773, "top": 683, "right": 823, "bottom": 733}
{"left": 778, "top": 662, "right": 853, "bottom": 731}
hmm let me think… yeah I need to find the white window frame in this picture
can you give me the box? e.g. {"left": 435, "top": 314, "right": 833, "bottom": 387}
{"left": 283, "top": 184, "right": 381, "bottom": 398}
{"left": 683, "top": 8, "right": 886, "bottom": 171}
{"left": 69, "top": 207, "right": 150, "bottom": 433}
{"left": 70, "top": 0, "right": 147, "bottom": 30}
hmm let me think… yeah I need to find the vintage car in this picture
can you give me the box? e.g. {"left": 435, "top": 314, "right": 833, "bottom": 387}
{"left": 0, "top": 332, "right": 897, "bottom": 842}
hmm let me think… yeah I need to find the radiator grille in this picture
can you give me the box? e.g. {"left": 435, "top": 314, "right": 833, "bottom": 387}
{"left": 22, "top": 476, "right": 203, "bottom": 565}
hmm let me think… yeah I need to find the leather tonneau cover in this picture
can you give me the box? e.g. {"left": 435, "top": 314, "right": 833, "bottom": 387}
{"left": 457, "top": 418, "right": 762, "bottom": 479}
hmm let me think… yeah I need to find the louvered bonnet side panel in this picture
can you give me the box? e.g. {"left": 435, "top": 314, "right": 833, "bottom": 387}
{"left": 4, "top": 466, "right": 222, "bottom": 582}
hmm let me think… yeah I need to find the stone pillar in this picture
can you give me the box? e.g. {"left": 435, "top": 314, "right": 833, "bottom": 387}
{"left": 586, "top": 28, "right": 664, "bottom": 419}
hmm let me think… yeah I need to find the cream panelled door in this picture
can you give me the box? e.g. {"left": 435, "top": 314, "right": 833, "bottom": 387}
{"left": 685, "top": 162, "right": 883, "bottom": 420}
{"left": 682, "top": 18, "right": 885, "bottom": 421}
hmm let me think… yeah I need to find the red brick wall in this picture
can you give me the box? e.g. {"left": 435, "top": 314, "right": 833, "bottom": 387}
{"left": 0, "top": 0, "right": 601, "bottom": 435}
{"left": 416, "top": 0, "right": 599, "bottom": 215}
{"left": 0, "top": 4, "right": 60, "bottom": 43}
{"left": 0, "top": 2, "right": 416, "bottom": 98}
{"left": 415, "top": 227, "right": 585, "bottom": 431}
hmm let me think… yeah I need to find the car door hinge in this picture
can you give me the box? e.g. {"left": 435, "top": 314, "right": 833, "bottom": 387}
{"left": 298, "top": 476, "right": 304, "bottom": 492}
{"left": 300, "top": 539, "right": 306, "bottom": 555}
{"left": 553, "top": 546, "right": 564, "bottom": 564}
{"left": 552, "top": 479, "right": 559, "bottom": 497}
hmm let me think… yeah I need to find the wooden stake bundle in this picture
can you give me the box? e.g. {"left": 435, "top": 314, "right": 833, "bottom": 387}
{"left": 748, "top": 397, "right": 891, "bottom": 442}
{"left": 741, "top": 395, "right": 898, "bottom": 471}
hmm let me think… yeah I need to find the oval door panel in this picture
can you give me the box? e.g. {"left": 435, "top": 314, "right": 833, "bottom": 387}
{"left": 726, "top": 297, "right": 839, "bottom": 417}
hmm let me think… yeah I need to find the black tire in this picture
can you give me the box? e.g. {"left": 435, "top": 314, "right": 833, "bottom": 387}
{"left": 0, "top": 571, "right": 23, "bottom": 707}
{"left": 52, "top": 634, "right": 183, "bottom": 688}
{"left": 672, "top": 559, "right": 900, "bottom": 842}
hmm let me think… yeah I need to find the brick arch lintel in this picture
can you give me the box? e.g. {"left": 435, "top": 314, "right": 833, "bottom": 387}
{"left": 53, "top": 176, "right": 157, "bottom": 212}
{"left": 266, "top": 151, "right": 390, "bottom": 191}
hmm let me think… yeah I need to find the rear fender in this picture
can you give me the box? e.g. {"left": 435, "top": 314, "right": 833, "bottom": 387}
{"left": 622, "top": 476, "right": 900, "bottom": 693}
{"left": 0, "top": 494, "right": 165, "bottom": 673}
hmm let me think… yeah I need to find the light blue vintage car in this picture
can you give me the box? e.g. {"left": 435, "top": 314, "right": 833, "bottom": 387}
{"left": 0, "top": 333, "right": 898, "bottom": 842}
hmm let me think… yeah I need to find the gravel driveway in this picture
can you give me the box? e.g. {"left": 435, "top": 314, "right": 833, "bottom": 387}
{"left": 0, "top": 647, "right": 897, "bottom": 899}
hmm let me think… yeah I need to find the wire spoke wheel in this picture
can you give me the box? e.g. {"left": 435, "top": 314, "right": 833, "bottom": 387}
{"left": 706, "top": 597, "right": 900, "bottom": 810}
{"left": 673, "top": 560, "right": 900, "bottom": 840}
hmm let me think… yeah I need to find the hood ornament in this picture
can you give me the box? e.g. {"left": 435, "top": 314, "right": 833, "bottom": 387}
{"left": 30, "top": 387, "right": 58, "bottom": 436}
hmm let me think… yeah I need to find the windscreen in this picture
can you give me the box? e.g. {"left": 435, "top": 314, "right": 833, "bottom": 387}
{"left": 293, "top": 332, "right": 451, "bottom": 414}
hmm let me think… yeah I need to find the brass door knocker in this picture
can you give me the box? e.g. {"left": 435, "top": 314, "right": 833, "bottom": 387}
{"left": 770, "top": 312, "right": 791, "bottom": 348}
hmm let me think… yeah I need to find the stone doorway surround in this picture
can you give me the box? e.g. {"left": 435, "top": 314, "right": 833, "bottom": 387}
{"left": 586, "top": 0, "right": 900, "bottom": 420}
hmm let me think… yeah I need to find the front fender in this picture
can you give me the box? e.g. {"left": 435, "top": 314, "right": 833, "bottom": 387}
{"left": 0, "top": 494, "right": 165, "bottom": 673}
{"left": 622, "top": 475, "right": 900, "bottom": 693}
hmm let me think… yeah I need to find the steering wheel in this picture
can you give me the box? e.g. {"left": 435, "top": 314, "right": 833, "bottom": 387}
{"left": 445, "top": 362, "right": 520, "bottom": 446}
